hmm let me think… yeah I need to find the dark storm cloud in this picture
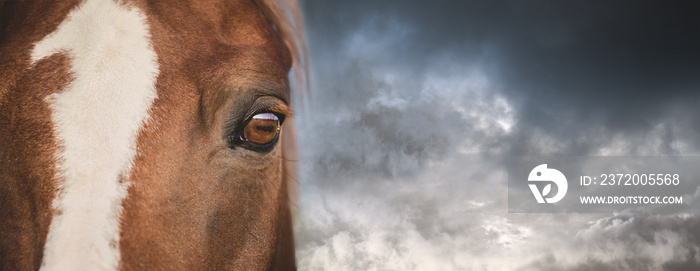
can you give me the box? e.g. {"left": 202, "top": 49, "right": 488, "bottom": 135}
{"left": 301, "top": 0, "right": 700, "bottom": 158}
{"left": 303, "top": 0, "right": 700, "bottom": 107}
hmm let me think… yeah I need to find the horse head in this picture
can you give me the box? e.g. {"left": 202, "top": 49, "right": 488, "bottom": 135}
{"left": 0, "top": 0, "right": 302, "bottom": 270}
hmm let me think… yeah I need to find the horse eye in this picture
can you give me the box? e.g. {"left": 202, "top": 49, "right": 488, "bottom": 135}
{"left": 242, "top": 113, "right": 280, "bottom": 146}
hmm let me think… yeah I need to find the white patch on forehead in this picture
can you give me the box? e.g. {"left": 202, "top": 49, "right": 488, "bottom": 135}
{"left": 32, "top": 0, "right": 158, "bottom": 270}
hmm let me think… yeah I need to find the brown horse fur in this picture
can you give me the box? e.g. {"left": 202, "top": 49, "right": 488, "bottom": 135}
{"left": 0, "top": 0, "right": 303, "bottom": 270}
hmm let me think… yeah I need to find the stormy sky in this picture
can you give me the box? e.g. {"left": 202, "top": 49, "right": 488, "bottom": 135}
{"left": 292, "top": 1, "right": 700, "bottom": 270}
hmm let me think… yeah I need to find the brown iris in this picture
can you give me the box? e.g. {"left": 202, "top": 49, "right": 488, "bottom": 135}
{"left": 243, "top": 113, "right": 280, "bottom": 145}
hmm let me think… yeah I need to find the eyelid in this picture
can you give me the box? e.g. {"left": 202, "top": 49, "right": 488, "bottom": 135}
{"left": 244, "top": 98, "right": 292, "bottom": 122}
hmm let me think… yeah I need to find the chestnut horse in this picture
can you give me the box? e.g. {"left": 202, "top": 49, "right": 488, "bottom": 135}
{"left": 0, "top": 0, "right": 303, "bottom": 270}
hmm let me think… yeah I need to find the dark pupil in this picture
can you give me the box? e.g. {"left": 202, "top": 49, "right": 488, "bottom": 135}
{"left": 244, "top": 118, "right": 278, "bottom": 145}
{"left": 256, "top": 124, "right": 274, "bottom": 132}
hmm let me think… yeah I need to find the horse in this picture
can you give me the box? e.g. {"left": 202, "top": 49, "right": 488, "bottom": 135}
{"left": 0, "top": 0, "right": 304, "bottom": 270}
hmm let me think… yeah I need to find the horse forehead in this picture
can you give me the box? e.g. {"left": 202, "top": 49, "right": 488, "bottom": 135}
{"left": 24, "top": 0, "right": 161, "bottom": 269}
{"left": 142, "top": 0, "right": 291, "bottom": 99}
{"left": 145, "top": 0, "right": 289, "bottom": 59}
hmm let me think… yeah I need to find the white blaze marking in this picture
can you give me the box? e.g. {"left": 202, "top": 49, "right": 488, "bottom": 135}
{"left": 32, "top": 0, "right": 158, "bottom": 270}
